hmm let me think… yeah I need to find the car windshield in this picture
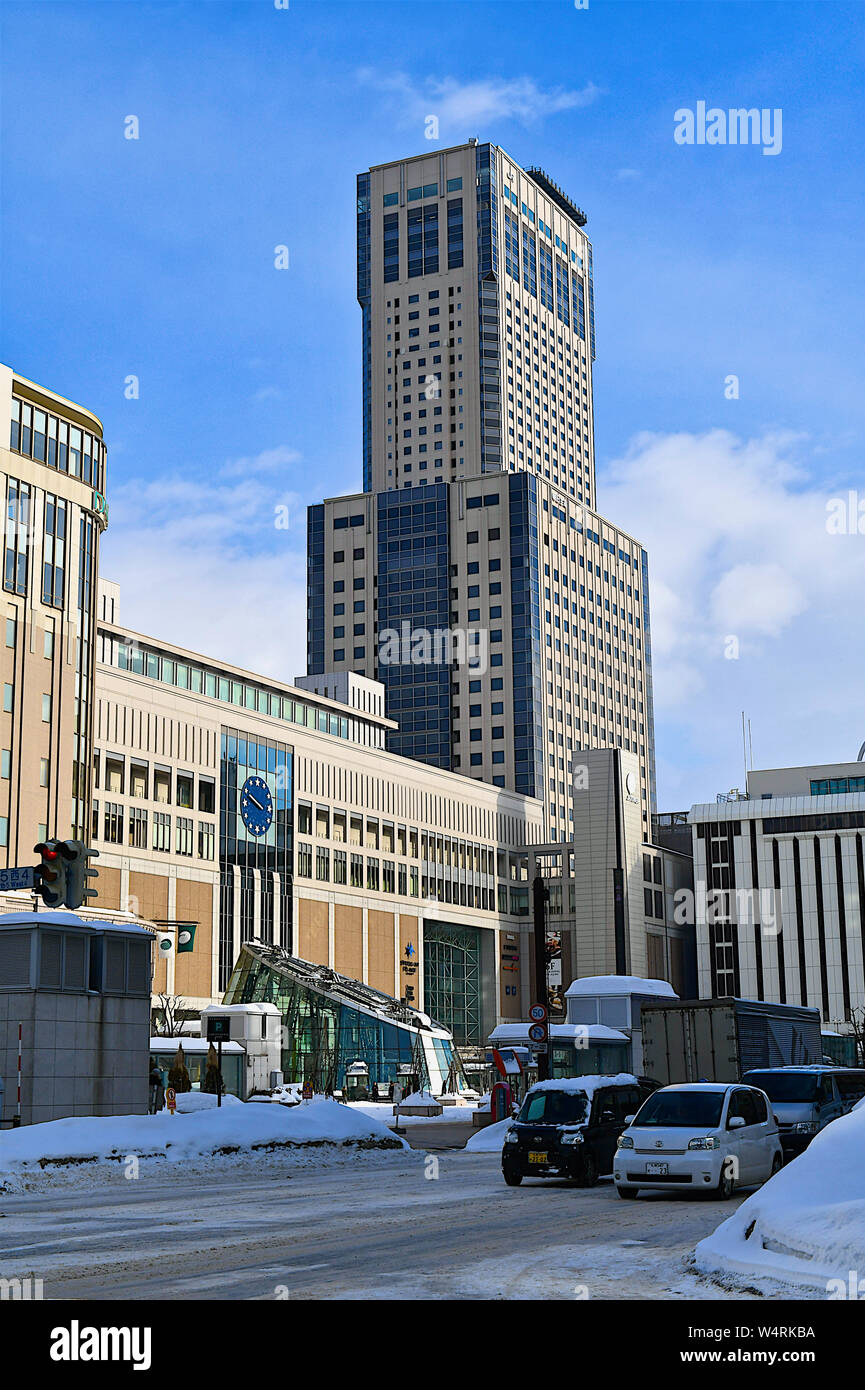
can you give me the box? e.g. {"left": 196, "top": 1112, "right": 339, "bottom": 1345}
{"left": 744, "top": 1072, "right": 820, "bottom": 1102}
{"left": 632, "top": 1090, "right": 725, "bottom": 1128}
{"left": 518, "top": 1090, "right": 589, "bottom": 1125}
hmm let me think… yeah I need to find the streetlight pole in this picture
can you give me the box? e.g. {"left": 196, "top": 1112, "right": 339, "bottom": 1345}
{"left": 532, "top": 871, "right": 550, "bottom": 1082}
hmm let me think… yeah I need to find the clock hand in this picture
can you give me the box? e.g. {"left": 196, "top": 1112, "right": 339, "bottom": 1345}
{"left": 247, "top": 793, "right": 265, "bottom": 810}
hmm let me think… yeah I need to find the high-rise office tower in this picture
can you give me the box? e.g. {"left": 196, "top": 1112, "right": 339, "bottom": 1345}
{"left": 309, "top": 142, "right": 655, "bottom": 841}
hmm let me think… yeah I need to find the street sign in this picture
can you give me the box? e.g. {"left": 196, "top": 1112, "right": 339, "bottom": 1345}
{"left": 0, "top": 866, "right": 35, "bottom": 892}
{"left": 529, "top": 1003, "right": 548, "bottom": 1023}
{"left": 166, "top": 1086, "right": 177, "bottom": 1115}
{"left": 301, "top": 1081, "right": 313, "bottom": 1101}
{"left": 206, "top": 1016, "right": 231, "bottom": 1041}
{"left": 528, "top": 1023, "right": 547, "bottom": 1043}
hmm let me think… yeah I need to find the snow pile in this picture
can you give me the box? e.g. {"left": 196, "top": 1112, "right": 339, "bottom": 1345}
{"left": 0, "top": 1098, "right": 407, "bottom": 1189}
{"left": 464, "top": 1118, "right": 514, "bottom": 1152}
{"left": 397, "top": 1091, "right": 439, "bottom": 1107}
{"left": 172, "top": 1092, "right": 242, "bottom": 1113}
{"left": 696, "top": 1103, "right": 865, "bottom": 1293}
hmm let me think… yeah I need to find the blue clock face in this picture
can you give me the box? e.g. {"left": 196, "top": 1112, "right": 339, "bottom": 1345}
{"left": 240, "top": 775, "right": 273, "bottom": 837}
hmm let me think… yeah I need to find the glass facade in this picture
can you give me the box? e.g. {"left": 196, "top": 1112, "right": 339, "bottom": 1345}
{"left": 307, "top": 505, "right": 325, "bottom": 674}
{"left": 224, "top": 942, "right": 461, "bottom": 1093}
{"left": 375, "top": 484, "right": 451, "bottom": 767}
{"left": 219, "top": 730, "right": 293, "bottom": 990}
{"left": 423, "top": 920, "right": 483, "bottom": 1046}
{"left": 476, "top": 143, "right": 502, "bottom": 472}
{"left": 509, "top": 473, "right": 544, "bottom": 798}
{"left": 356, "top": 172, "right": 373, "bottom": 492}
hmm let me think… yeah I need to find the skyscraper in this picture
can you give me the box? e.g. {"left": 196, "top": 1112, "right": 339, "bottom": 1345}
{"left": 309, "top": 141, "right": 655, "bottom": 841}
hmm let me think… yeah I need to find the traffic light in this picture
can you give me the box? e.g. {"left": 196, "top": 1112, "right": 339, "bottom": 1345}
{"left": 60, "top": 840, "right": 99, "bottom": 910}
{"left": 33, "top": 840, "right": 67, "bottom": 908}
{"left": 33, "top": 840, "right": 99, "bottom": 910}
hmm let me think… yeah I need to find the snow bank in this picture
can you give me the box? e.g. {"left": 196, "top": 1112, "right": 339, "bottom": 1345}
{"left": 0, "top": 1098, "right": 406, "bottom": 1190}
{"left": 696, "top": 1103, "right": 865, "bottom": 1293}
{"left": 464, "top": 1118, "right": 514, "bottom": 1152}
{"left": 172, "top": 1092, "right": 243, "bottom": 1113}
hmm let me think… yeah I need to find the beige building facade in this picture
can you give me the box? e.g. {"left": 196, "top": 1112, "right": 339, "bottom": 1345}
{"left": 0, "top": 365, "right": 105, "bottom": 858}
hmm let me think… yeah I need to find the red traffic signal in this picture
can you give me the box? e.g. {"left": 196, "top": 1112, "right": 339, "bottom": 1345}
{"left": 34, "top": 840, "right": 67, "bottom": 908}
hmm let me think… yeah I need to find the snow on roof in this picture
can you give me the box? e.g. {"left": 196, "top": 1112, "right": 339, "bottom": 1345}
{"left": 200, "top": 1003, "right": 281, "bottom": 1014}
{"left": 526, "top": 1073, "right": 640, "bottom": 1097}
{"left": 489, "top": 1023, "right": 629, "bottom": 1044}
{"left": 0, "top": 911, "right": 152, "bottom": 935}
{"left": 150, "top": 1037, "right": 244, "bottom": 1053}
{"left": 565, "top": 975, "right": 678, "bottom": 998}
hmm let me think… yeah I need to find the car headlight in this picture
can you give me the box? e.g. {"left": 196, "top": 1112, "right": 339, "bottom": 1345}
{"left": 503, "top": 1128, "right": 519, "bottom": 1144}
{"left": 560, "top": 1132, "right": 584, "bottom": 1146}
{"left": 687, "top": 1135, "right": 720, "bottom": 1151}
{"left": 793, "top": 1121, "right": 818, "bottom": 1134}
{"left": 617, "top": 1134, "right": 634, "bottom": 1150}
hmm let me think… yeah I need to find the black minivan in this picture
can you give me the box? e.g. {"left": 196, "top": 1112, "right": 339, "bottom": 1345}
{"left": 501, "top": 1075, "right": 659, "bottom": 1187}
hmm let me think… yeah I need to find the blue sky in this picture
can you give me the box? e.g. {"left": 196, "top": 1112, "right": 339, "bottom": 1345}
{"left": 2, "top": 0, "right": 864, "bottom": 808}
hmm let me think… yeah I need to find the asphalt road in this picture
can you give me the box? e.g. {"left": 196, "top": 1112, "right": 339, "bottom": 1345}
{"left": 0, "top": 1150, "right": 771, "bottom": 1301}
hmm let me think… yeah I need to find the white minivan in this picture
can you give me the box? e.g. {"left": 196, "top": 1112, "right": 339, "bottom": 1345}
{"left": 613, "top": 1082, "right": 783, "bottom": 1200}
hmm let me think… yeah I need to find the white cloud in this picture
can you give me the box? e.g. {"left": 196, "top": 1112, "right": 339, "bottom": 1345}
{"left": 597, "top": 429, "right": 865, "bottom": 802}
{"left": 358, "top": 71, "right": 600, "bottom": 132}
{"left": 101, "top": 451, "right": 308, "bottom": 682}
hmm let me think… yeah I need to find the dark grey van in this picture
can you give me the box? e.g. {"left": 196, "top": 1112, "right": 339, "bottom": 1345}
{"left": 742, "top": 1066, "right": 865, "bottom": 1159}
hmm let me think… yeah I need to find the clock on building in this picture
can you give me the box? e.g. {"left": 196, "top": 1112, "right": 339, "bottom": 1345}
{"left": 239, "top": 775, "right": 273, "bottom": 837}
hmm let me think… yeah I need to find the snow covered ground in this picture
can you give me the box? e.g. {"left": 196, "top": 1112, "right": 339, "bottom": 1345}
{"left": 347, "top": 1100, "right": 477, "bottom": 1127}
{"left": 0, "top": 1098, "right": 407, "bottom": 1192}
{"left": 696, "top": 1100, "right": 865, "bottom": 1294}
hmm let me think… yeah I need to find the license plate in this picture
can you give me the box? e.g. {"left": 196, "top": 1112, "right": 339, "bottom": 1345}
{"left": 528, "top": 1151, "right": 548, "bottom": 1164}
{"left": 646, "top": 1161, "right": 668, "bottom": 1176}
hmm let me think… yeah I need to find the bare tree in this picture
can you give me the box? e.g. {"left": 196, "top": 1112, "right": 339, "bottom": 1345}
{"left": 152, "top": 994, "right": 191, "bottom": 1038}
{"left": 847, "top": 1007, "right": 865, "bottom": 1067}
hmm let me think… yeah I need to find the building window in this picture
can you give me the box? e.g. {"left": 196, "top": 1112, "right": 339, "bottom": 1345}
{"left": 316, "top": 846, "right": 330, "bottom": 882}
{"left": 129, "top": 806, "right": 148, "bottom": 849}
{"left": 153, "top": 811, "right": 171, "bottom": 852}
{"left": 41, "top": 693, "right": 51, "bottom": 723}
{"left": 104, "top": 801, "right": 124, "bottom": 845}
{"left": 297, "top": 842, "right": 313, "bottom": 878}
{"left": 4, "top": 478, "right": 31, "bottom": 597}
{"left": 333, "top": 849, "right": 347, "bottom": 885}
{"left": 176, "top": 816, "right": 194, "bottom": 857}
{"left": 42, "top": 496, "right": 67, "bottom": 607}
{"left": 198, "top": 821, "right": 215, "bottom": 860}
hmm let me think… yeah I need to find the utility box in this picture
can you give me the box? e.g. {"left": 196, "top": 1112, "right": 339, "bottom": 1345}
{"left": 0, "top": 911, "right": 153, "bottom": 1127}
{"left": 199, "top": 1003, "right": 281, "bottom": 1097}
{"left": 640, "top": 997, "right": 823, "bottom": 1086}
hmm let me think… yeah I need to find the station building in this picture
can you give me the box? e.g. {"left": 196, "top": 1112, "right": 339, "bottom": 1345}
{"left": 690, "top": 761, "right": 865, "bottom": 1034}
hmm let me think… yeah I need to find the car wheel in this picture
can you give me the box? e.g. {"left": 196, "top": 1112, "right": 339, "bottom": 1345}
{"left": 578, "top": 1152, "right": 599, "bottom": 1187}
{"left": 616, "top": 1184, "right": 638, "bottom": 1199}
{"left": 503, "top": 1169, "right": 522, "bottom": 1187}
{"left": 714, "top": 1168, "right": 734, "bottom": 1200}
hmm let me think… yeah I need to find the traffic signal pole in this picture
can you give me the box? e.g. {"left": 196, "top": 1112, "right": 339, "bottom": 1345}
{"left": 532, "top": 871, "right": 550, "bottom": 1082}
